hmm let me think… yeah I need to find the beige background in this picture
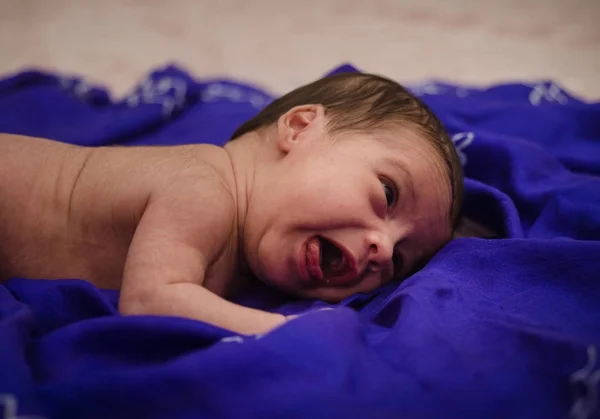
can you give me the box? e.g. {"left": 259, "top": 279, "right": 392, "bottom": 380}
{"left": 1, "top": 0, "right": 599, "bottom": 100}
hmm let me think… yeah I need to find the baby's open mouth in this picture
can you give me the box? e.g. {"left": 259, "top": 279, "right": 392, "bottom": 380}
{"left": 306, "top": 236, "right": 355, "bottom": 285}
{"left": 319, "top": 237, "right": 346, "bottom": 276}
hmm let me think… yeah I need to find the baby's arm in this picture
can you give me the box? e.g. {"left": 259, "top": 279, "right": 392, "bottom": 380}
{"left": 119, "top": 172, "right": 286, "bottom": 335}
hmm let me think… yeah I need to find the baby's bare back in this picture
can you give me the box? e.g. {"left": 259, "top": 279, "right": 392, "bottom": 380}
{"left": 0, "top": 134, "right": 234, "bottom": 290}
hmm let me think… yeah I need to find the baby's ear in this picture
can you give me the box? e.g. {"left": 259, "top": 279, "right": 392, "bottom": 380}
{"left": 276, "top": 104, "right": 326, "bottom": 153}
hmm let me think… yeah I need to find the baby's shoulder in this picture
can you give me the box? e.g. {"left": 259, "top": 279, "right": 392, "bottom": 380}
{"left": 149, "top": 144, "right": 237, "bottom": 217}
{"left": 193, "top": 144, "right": 232, "bottom": 172}
{"left": 168, "top": 144, "right": 234, "bottom": 182}
{"left": 126, "top": 143, "right": 234, "bottom": 193}
{"left": 174, "top": 144, "right": 236, "bottom": 202}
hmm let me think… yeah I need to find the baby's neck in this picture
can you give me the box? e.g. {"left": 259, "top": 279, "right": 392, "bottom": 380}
{"left": 223, "top": 132, "right": 272, "bottom": 279}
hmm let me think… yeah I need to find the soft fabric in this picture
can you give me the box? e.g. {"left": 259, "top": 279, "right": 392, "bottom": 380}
{"left": 0, "top": 64, "right": 599, "bottom": 419}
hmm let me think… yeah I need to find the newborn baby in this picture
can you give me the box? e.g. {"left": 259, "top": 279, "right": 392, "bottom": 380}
{"left": 0, "top": 72, "right": 463, "bottom": 335}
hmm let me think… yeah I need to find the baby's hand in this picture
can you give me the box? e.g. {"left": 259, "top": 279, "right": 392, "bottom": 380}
{"left": 270, "top": 313, "right": 288, "bottom": 328}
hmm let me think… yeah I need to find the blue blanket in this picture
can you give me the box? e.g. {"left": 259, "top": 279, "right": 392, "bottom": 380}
{"left": 1, "top": 64, "right": 599, "bottom": 419}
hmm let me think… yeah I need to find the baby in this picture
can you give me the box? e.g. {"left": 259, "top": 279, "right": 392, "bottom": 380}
{"left": 0, "top": 73, "right": 463, "bottom": 335}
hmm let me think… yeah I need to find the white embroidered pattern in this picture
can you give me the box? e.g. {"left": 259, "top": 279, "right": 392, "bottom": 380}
{"left": 528, "top": 82, "right": 568, "bottom": 106}
{"left": 200, "top": 83, "right": 268, "bottom": 110}
{"left": 219, "top": 336, "right": 245, "bottom": 344}
{"left": 218, "top": 334, "right": 266, "bottom": 344}
{"left": 58, "top": 76, "right": 93, "bottom": 102}
{"left": 407, "top": 81, "right": 446, "bottom": 96}
{"left": 569, "top": 345, "right": 600, "bottom": 419}
{"left": 0, "top": 394, "right": 46, "bottom": 419}
{"left": 407, "top": 81, "right": 477, "bottom": 98}
{"left": 124, "top": 76, "right": 188, "bottom": 119}
{"left": 122, "top": 77, "right": 269, "bottom": 120}
{"left": 451, "top": 132, "right": 475, "bottom": 166}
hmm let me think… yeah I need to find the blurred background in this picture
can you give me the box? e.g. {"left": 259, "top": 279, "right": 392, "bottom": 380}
{"left": 1, "top": 0, "right": 599, "bottom": 100}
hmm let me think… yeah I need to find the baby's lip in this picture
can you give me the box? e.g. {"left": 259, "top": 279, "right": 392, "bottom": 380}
{"left": 304, "top": 236, "right": 323, "bottom": 282}
{"left": 303, "top": 236, "right": 358, "bottom": 286}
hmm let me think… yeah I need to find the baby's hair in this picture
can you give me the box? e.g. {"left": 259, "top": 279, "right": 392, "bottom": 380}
{"left": 229, "top": 72, "right": 463, "bottom": 230}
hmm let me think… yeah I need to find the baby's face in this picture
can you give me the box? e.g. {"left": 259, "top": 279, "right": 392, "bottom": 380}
{"left": 243, "top": 121, "right": 453, "bottom": 302}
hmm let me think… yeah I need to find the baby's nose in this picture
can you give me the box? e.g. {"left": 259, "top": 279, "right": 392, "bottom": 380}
{"left": 366, "top": 230, "right": 394, "bottom": 270}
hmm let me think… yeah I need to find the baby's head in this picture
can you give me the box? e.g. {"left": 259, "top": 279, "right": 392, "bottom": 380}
{"left": 227, "top": 72, "right": 463, "bottom": 302}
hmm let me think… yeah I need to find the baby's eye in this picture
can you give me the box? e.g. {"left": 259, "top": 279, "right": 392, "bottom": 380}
{"left": 381, "top": 179, "right": 397, "bottom": 209}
